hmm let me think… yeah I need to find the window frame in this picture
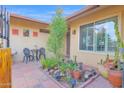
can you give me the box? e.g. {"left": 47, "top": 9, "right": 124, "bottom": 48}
{"left": 78, "top": 14, "right": 121, "bottom": 55}
{"left": 23, "top": 29, "right": 30, "bottom": 37}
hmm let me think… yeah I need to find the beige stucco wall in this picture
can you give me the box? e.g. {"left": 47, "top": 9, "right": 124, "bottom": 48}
{"left": 69, "top": 6, "right": 124, "bottom": 68}
{"left": 10, "top": 17, "right": 49, "bottom": 62}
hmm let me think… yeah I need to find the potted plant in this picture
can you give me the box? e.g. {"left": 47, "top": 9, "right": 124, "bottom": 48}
{"left": 107, "top": 22, "right": 123, "bottom": 88}
{"left": 104, "top": 54, "right": 115, "bottom": 69}
{"left": 108, "top": 47, "right": 124, "bottom": 88}
{"left": 69, "top": 62, "right": 81, "bottom": 80}
{"left": 108, "top": 69, "right": 122, "bottom": 88}
{"left": 72, "top": 70, "right": 81, "bottom": 80}
{"left": 67, "top": 56, "right": 81, "bottom": 80}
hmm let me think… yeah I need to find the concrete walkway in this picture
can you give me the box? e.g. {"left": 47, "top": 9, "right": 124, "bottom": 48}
{"left": 12, "top": 62, "right": 113, "bottom": 88}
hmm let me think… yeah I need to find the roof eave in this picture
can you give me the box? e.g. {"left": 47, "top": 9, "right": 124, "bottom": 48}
{"left": 66, "top": 5, "right": 110, "bottom": 23}
{"left": 10, "top": 13, "right": 49, "bottom": 26}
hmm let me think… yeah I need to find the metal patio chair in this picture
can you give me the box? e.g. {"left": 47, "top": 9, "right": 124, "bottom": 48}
{"left": 23, "top": 48, "right": 32, "bottom": 64}
{"left": 39, "top": 48, "right": 46, "bottom": 61}
{"left": 30, "top": 49, "right": 35, "bottom": 62}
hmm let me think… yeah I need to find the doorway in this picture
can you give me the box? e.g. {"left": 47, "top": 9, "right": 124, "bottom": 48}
{"left": 66, "top": 31, "right": 70, "bottom": 57}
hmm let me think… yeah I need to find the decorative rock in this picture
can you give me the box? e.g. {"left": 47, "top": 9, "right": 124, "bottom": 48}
{"left": 78, "top": 63, "right": 83, "bottom": 71}
{"left": 54, "top": 67, "right": 58, "bottom": 70}
{"left": 60, "top": 72, "right": 65, "bottom": 77}
{"left": 49, "top": 69, "right": 55, "bottom": 75}
{"left": 54, "top": 70, "right": 61, "bottom": 81}
{"left": 91, "top": 69, "right": 97, "bottom": 76}
{"left": 84, "top": 71, "right": 92, "bottom": 80}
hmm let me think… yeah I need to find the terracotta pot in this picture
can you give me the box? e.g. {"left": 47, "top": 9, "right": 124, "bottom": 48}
{"left": 72, "top": 70, "right": 81, "bottom": 79}
{"left": 104, "top": 60, "right": 115, "bottom": 69}
{"left": 108, "top": 70, "right": 122, "bottom": 88}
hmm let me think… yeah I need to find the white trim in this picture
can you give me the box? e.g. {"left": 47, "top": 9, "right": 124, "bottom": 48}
{"left": 77, "top": 13, "right": 122, "bottom": 55}
{"left": 78, "top": 50, "right": 114, "bottom": 56}
{"left": 77, "top": 25, "right": 80, "bottom": 52}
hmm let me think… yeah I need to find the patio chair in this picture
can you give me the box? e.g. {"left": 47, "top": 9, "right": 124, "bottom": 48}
{"left": 23, "top": 48, "right": 31, "bottom": 64}
{"left": 36, "top": 48, "right": 41, "bottom": 62}
{"left": 30, "top": 50, "right": 35, "bottom": 62}
{"left": 39, "top": 48, "right": 46, "bottom": 60}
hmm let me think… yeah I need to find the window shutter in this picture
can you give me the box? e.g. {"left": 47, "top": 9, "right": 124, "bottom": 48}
{"left": 12, "top": 29, "right": 19, "bottom": 35}
{"left": 33, "top": 32, "right": 38, "bottom": 37}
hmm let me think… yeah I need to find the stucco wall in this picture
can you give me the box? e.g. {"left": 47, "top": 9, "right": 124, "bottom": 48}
{"left": 10, "top": 17, "right": 49, "bottom": 62}
{"left": 69, "top": 6, "right": 124, "bottom": 68}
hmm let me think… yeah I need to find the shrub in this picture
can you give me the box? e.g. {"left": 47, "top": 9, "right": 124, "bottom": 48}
{"left": 47, "top": 8, "right": 67, "bottom": 60}
{"left": 68, "top": 60, "right": 77, "bottom": 71}
{"left": 40, "top": 58, "right": 58, "bottom": 69}
{"left": 59, "top": 62, "right": 68, "bottom": 73}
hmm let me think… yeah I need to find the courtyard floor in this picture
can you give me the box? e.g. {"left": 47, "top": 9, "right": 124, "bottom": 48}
{"left": 12, "top": 62, "right": 113, "bottom": 88}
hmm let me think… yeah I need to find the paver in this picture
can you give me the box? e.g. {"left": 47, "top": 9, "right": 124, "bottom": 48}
{"left": 12, "top": 62, "right": 113, "bottom": 88}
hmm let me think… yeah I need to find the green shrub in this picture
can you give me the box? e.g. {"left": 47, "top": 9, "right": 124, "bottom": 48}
{"left": 40, "top": 58, "right": 47, "bottom": 69}
{"left": 47, "top": 8, "right": 67, "bottom": 61}
{"left": 67, "top": 60, "right": 77, "bottom": 71}
{"left": 40, "top": 58, "right": 58, "bottom": 69}
{"left": 58, "top": 60, "right": 77, "bottom": 73}
{"left": 59, "top": 62, "right": 68, "bottom": 73}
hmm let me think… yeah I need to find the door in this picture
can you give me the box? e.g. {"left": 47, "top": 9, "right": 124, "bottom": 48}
{"left": 66, "top": 31, "right": 70, "bottom": 57}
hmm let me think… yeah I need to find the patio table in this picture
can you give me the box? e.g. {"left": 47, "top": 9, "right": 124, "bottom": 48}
{"left": 30, "top": 49, "right": 39, "bottom": 62}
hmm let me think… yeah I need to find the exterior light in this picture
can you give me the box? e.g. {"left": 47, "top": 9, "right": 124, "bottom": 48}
{"left": 72, "top": 29, "right": 76, "bottom": 35}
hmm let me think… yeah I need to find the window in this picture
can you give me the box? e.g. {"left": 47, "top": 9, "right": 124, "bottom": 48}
{"left": 79, "top": 23, "right": 94, "bottom": 51}
{"left": 79, "top": 16, "right": 117, "bottom": 52}
{"left": 23, "top": 29, "right": 30, "bottom": 37}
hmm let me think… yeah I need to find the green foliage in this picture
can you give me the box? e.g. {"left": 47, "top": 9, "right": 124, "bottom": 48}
{"left": 68, "top": 62, "right": 77, "bottom": 71}
{"left": 66, "top": 75, "right": 72, "bottom": 85}
{"left": 47, "top": 8, "right": 67, "bottom": 60}
{"left": 58, "top": 60, "right": 77, "bottom": 73}
{"left": 114, "top": 22, "right": 124, "bottom": 63}
{"left": 40, "top": 58, "right": 58, "bottom": 69}
{"left": 59, "top": 62, "right": 68, "bottom": 73}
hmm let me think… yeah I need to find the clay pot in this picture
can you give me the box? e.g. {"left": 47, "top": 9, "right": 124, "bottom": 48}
{"left": 104, "top": 60, "right": 115, "bottom": 69}
{"left": 72, "top": 70, "right": 81, "bottom": 79}
{"left": 108, "top": 70, "right": 122, "bottom": 88}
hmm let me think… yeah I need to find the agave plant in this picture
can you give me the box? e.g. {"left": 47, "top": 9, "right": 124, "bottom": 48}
{"left": 40, "top": 57, "right": 58, "bottom": 69}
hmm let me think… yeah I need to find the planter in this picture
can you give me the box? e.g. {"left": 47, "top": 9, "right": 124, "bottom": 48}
{"left": 108, "top": 69, "right": 122, "bottom": 87}
{"left": 98, "top": 65, "right": 108, "bottom": 79}
{"left": 104, "top": 60, "right": 115, "bottom": 69}
{"left": 72, "top": 70, "right": 81, "bottom": 79}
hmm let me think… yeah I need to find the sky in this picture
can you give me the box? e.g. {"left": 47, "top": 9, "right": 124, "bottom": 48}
{"left": 5, "top": 5, "right": 85, "bottom": 23}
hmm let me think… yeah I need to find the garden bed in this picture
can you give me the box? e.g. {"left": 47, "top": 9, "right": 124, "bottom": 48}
{"left": 40, "top": 64, "right": 99, "bottom": 88}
